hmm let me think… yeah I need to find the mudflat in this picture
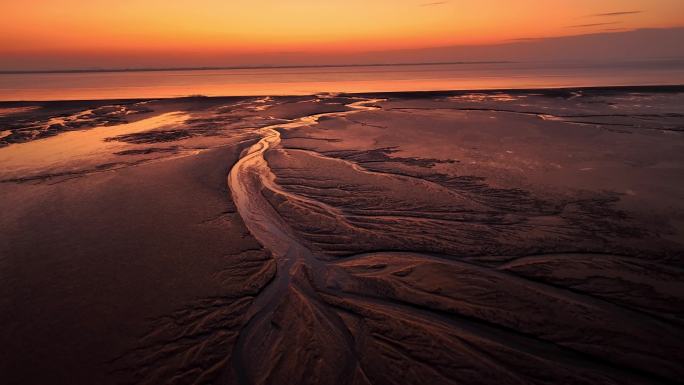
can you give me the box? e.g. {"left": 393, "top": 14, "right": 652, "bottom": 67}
{"left": 1, "top": 87, "right": 683, "bottom": 385}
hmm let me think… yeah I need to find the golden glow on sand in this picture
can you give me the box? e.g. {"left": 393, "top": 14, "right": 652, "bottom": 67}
{"left": 2, "top": 0, "right": 683, "bottom": 55}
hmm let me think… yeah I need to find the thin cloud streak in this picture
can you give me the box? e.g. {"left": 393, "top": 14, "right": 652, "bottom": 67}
{"left": 592, "top": 11, "right": 643, "bottom": 17}
{"left": 568, "top": 22, "right": 621, "bottom": 28}
{"left": 420, "top": 1, "right": 448, "bottom": 6}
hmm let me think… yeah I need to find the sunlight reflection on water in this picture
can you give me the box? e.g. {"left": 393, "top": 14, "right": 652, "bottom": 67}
{"left": 0, "top": 112, "right": 187, "bottom": 178}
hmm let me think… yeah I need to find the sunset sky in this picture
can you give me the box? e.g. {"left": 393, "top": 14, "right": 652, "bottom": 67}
{"left": 2, "top": 0, "right": 683, "bottom": 70}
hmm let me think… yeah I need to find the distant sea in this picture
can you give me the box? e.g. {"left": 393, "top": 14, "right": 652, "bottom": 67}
{"left": 2, "top": 60, "right": 683, "bottom": 101}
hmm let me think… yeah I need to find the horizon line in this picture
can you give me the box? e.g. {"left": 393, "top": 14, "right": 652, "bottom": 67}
{"left": 0, "top": 61, "right": 516, "bottom": 75}
{"left": 3, "top": 57, "right": 683, "bottom": 76}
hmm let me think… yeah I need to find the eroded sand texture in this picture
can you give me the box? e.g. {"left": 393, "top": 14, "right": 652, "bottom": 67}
{"left": 1, "top": 88, "right": 683, "bottom": 385}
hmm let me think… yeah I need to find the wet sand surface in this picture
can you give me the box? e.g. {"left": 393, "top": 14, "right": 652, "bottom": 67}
{"left": 1, "top": 87, "right": 683, "bottom": 385}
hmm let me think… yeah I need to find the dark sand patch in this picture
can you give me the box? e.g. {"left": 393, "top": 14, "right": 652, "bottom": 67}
{"left": 0, "top": 144, "right": 270, "bottom": 385}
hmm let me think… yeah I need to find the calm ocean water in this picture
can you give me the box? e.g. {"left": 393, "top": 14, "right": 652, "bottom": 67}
{"left": 2, "top": 61, "right": 683, "bottom": 101}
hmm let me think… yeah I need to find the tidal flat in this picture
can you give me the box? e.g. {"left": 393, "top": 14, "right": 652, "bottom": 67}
{"left": 1, "top": 86, "right": 683, "bottom": 385}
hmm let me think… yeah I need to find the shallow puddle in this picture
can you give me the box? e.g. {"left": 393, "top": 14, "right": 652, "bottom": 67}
{"left": 0, "top": 111, "right": 187, "bottom": 178}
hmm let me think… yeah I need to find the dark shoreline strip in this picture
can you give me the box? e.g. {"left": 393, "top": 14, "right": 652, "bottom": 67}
{"left": 1, "top": 85, "right": 683, "bottom": 104}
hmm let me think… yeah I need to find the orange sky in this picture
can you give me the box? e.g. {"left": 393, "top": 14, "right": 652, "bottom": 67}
{"left": 1, "top": 0, "right": 683, "bottom": 68}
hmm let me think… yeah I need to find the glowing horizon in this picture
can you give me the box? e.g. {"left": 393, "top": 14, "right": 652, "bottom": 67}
{"left": 2, "top": 0, "right": 683, "bottom": 69}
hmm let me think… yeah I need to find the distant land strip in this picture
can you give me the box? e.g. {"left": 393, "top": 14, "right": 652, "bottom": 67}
{"left": 0, "top": 61, "right": 516, "bottom": 75}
